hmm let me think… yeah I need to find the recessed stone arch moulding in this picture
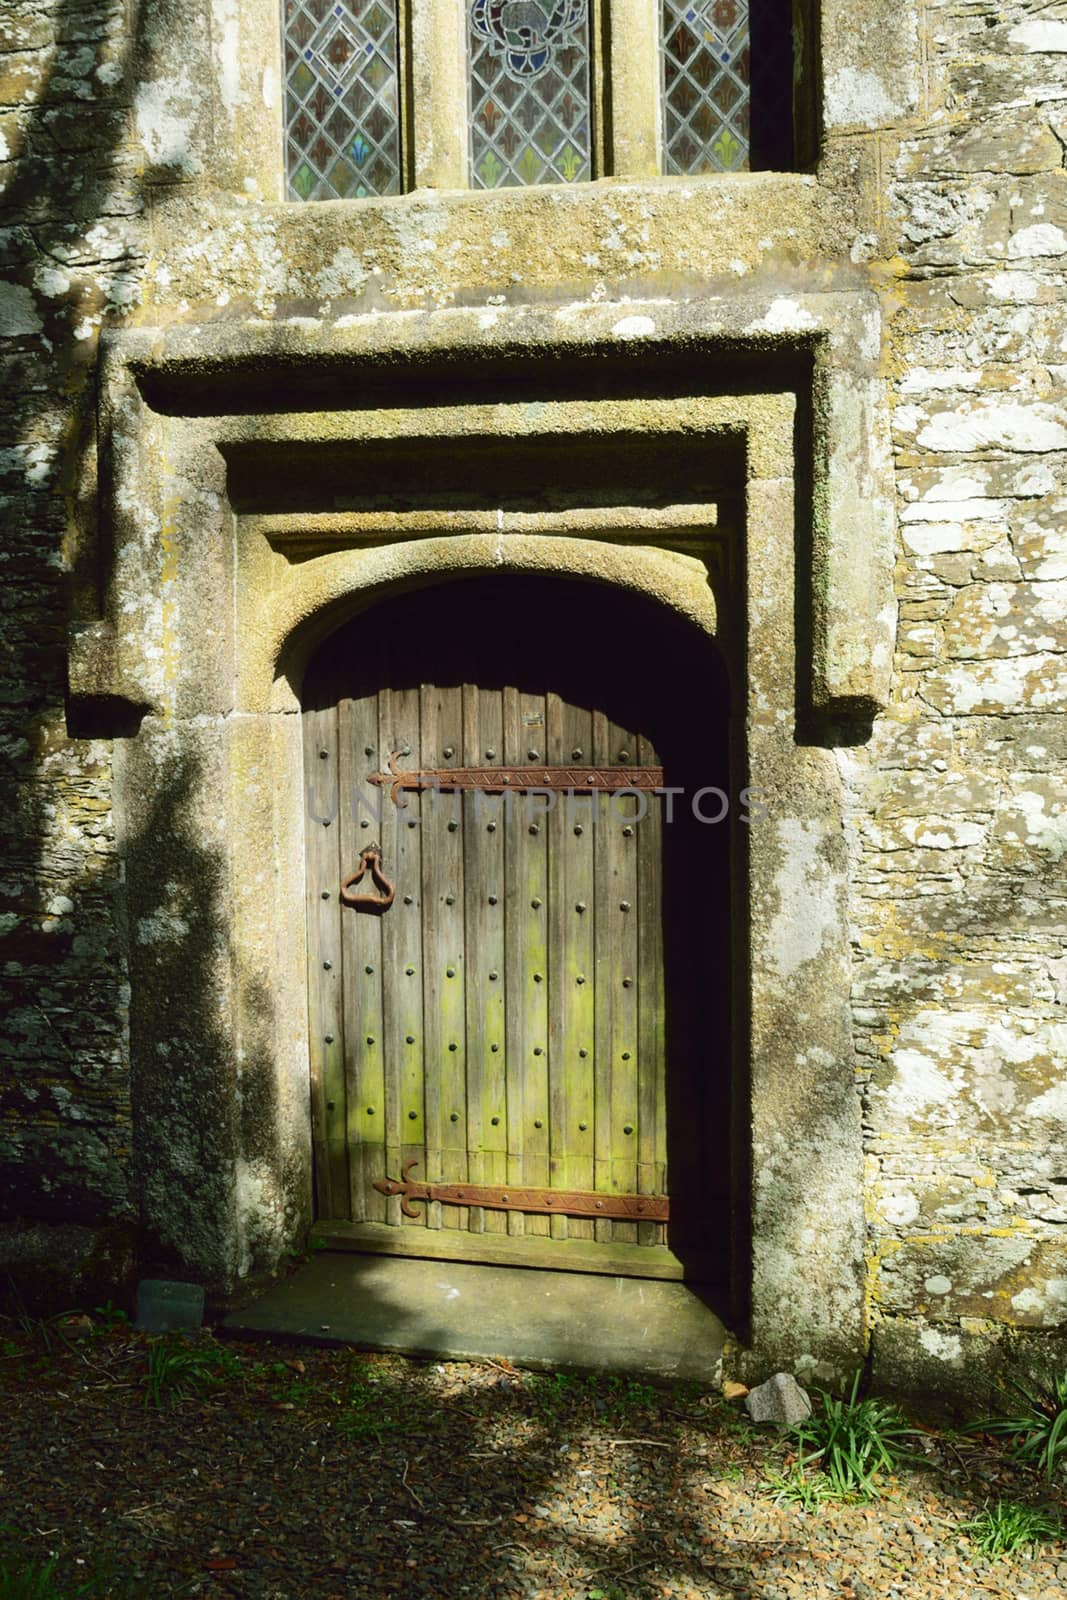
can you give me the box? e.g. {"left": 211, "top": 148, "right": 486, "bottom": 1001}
{"left": 70, "top": 294, "right": 893, "bottom": 1377}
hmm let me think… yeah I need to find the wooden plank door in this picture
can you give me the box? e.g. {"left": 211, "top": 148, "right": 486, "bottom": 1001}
{"left": 302, "top": 579, "right": 727, "bottom": 1282}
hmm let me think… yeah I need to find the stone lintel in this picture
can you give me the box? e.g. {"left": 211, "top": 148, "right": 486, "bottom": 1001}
{"left": 83, "top": 292, "right": 895, "bottom": 721}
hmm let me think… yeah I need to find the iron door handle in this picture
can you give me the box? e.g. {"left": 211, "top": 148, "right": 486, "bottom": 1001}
{"left": 340, "top": 844, "right": 396, "bottom": 914}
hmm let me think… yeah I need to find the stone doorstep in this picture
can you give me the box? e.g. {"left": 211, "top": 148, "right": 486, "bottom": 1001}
{"left": 222, "top": 1252, "right": 727, "bottom": 1383}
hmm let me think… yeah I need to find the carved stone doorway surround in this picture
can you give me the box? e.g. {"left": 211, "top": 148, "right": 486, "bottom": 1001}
{"left": 71, "top": 292, "right": 894, "bottom": 1382}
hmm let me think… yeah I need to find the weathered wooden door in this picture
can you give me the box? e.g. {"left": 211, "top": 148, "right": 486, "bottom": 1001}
{"left": 303, "top": 578, "right": 730, "bottom": 1281}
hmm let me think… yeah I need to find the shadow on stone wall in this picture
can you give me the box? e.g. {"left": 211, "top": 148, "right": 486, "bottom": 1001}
{"left": 0, "top": 0, "right": 161, "bottom": 1306}
{"left": 123, "top": 745, "right": 250, "bottom": 1287}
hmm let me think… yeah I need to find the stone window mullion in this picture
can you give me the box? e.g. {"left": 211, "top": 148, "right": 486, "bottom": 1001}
{"left": 410, "top": 0, "right": 469, "bottom": 190}
{"left": 606, "top": 0, "right": 661, "bottom": 178}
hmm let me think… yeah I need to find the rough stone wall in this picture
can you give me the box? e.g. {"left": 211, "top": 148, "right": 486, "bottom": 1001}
{"left": 0, "top": 0, "right": 144, "bottom": 1294}
{"left": 0, "top": 0, "right": 1064, "bottom": 1392}
{"left": 847, "top": 6, "right": 1067, "bottom": 1394}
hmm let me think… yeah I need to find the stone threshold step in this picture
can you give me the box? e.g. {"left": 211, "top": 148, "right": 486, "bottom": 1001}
{"left": 223, "top": 1251, "right": 727, "bottom": 1383}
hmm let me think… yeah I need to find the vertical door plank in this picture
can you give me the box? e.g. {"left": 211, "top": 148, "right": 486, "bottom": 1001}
{"left": 567, "top": 697, "right": 597, "bottom": 1244}
{"left": 502, "top": 685, "right": 524, "bottom": 1239}
{"left": 548, "top": 694, "right": 596, "bottom": 1243}
{"left": 379, "top": 683, "right": 424, "bottom": 1228}
{"left": 591, "top": 707, "right": 607, "bottom": 1241}
{"left": 463, "top": 685, "right": 508, "bottom": 1234}
{"left": 592, "top": 708, "right": 614, "bottom": 1245}
{"left": 420, "top": 681, "right": 467, "bottom": 1231}
{"left": 608, "top": 718, "right": 641, "bottom": 1244}
{"left": 481, "top": 689, "right": 508, "bottom": 1235}
{"left": 524, "top": 762, "right": 551, "bottom": 1238}
{"left": 545, "top": 692, "right": 568, "bottom": 1243}
{"left": 304, "top": 702, "right": 349, "bottom": 1218}
{"left": 503, "top": 688, "right": 551, "bottom": 1237}
{"left": 461, "top": 683, "right": 484, "bottom": 1234}
{"left": 338, "top": 691, "right": 387, "bottom": 1223}
{"left": 637, "top": 730, "right": 667, "bottom": 1247}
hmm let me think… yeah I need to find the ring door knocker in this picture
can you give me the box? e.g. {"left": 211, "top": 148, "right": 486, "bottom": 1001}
{"left": 340, "top": 844, "right": 396, "bottom": 914}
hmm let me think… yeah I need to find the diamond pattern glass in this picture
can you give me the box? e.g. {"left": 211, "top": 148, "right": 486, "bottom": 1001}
{"left": 468, "top": 0, "right": 592, "bottom": 189}
{"left": 284, "top": 0, "right": 401, "bottom": 201}
{"left": 661, "top": 0, "right": 750, "bottom": 174}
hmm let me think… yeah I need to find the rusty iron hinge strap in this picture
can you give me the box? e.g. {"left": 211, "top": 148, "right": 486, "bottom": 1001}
{"left": 370, "top": 752, "right": 665, "bottom": 807}
{"left": 373, "top": 1161, "right": 668, "bottom": 1222}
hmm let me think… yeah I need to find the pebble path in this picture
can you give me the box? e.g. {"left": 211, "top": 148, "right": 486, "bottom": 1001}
{"left": 0, "top": 1325, "right": 1062, "bottom": 1598}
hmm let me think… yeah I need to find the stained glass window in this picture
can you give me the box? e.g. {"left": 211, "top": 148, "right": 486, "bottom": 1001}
{"left": 284, "top": 0, "right": 402, "bottom": 201}
{"left": 661, "top": 0, "right": 751, "bottom": 175}
{"left": 468, "top": 0, "right": 592, "bottom": 189}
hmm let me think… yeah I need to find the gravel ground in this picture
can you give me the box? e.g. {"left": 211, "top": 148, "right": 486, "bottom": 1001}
{"left": 0, "top": 1316, "right": 1064, "bottom": 1599}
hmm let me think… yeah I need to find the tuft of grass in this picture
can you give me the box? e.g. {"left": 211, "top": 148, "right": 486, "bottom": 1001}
{"left": 0, "top": 1553, "right": 146, "bottom": 1600}
{"left": 143, "top": 1336, "right": 238, "bottom": 1409}
{"left": 973, "top": 1371, "right": 1067, "bottom": 1481}
{"left": 0, "top": 1556, "right": 61, "bottom": 1600}
{"left": 788, "top": 1372, "right": 924, "bottom": 1500}
{"left": 963, "top": 1499, "right": 1063, "bottom": 1560}
{"left": 762, "top": 1460, "right": 841, "bottom": 1512}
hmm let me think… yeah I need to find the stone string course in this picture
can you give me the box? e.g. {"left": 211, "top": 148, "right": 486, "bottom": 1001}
{"left": 0, "top": 0, "right": 1065, "bottom": 1392}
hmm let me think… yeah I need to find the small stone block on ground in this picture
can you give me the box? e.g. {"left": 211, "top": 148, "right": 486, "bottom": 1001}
{"left": 744, "top": 1371, "right": 812, "bottom": 1425}
{"left": 135, "top": 1278, "right": 205, "bottom": 1334}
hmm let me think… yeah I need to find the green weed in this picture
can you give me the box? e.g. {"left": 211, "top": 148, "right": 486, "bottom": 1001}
{"left": 334, "top": 1368, "right": 403, "bottom": 1441}
{"left": 143, "top": 1336, "right": 238, "bottom": 1409}
{"left": 90, "top": 1302, "right": 129, "bottom": 1334}
{"left": 0, "top": 1552, "right": 146, "bottom": 1599}
{"left": 265, "top": 1361, "right": 320, "bottom": 1406}
{"left": 598, "top": 1374, "right": 656, "bottom": 1419}
{"left": 762, "top": 1460, "right": 841, "bottom": 1512}
{"left": 710, "top": 1399, "right": 755, "bottom": 1437}
{"left": 527, "top": 1370, "right": 582, "bottom": 1413}
{"left": 789, "top": 1372, "right": 923, "bottom": 1500}
{"left": 10, "top": 1308, "right": 53, "bottom": 1353}
{"left": 0, "top": 1555, "right": 61, "bottom": 1600}
{"left": 527, "top": 1370, "right": 656, "bottom": 1425}
{"left": 974, "top": 1371, "right": 1067, "bottom": 1481}
{"left": 288, "top": 1233, "right": 329, "bottom": 1267}
{"left": 962, "top": 1499, "right": 1062, "bottom": 1560}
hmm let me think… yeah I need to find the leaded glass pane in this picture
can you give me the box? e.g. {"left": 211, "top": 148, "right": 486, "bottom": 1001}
{"left": 284, "top": 0, "right": 401, "bottom": 201}
{"left": 661, "top": 0, "right": 750, "bottom": 175}
{"left": 468, "top": 0, "right": 592, "bottom": 189}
